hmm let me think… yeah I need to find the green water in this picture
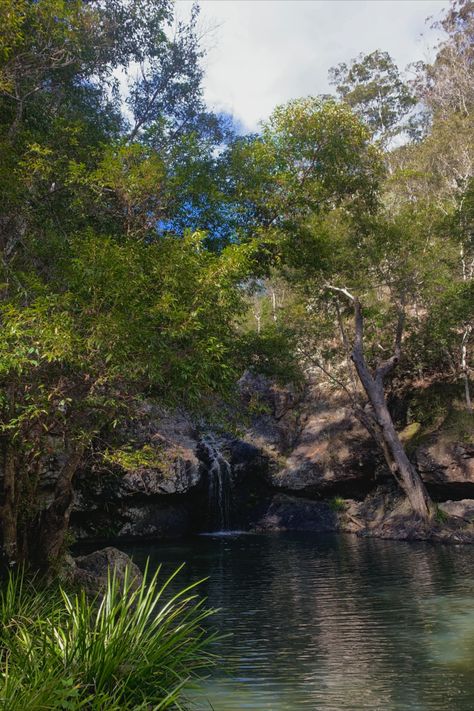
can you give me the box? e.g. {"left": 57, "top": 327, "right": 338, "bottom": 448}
{"left": 127, "top": 533, "right": 474, "bottom": 710}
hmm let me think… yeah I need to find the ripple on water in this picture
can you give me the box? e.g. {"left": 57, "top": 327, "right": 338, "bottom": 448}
{"left": 125, "top": 533, "right": 474, "bottom": 711}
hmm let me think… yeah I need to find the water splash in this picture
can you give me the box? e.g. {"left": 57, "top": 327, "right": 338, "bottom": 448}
{"left": 200, "top": 434, "right": 233, "bottom": 531}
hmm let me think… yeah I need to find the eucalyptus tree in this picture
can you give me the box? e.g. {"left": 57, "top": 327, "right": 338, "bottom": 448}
{"left": 238, "top": 97, "right": 436, "bottom": 519}
{"left": 387, "top": 0, "right": 474, "bottom": 412}
{"left": 328, "top": 50, "right": 416, "bottom": 148}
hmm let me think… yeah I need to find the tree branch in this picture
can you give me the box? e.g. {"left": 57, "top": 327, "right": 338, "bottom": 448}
{"left": 375, "top": 302, "right": 405, "bottom": 384}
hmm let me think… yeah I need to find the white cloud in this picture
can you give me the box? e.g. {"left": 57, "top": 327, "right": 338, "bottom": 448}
{"left": 176, "top": 0, "right": 446, "bottom": 132}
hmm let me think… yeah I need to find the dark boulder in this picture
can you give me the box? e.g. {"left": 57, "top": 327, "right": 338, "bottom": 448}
{"left": 73, "top": 546, "right": 143, "bottom": 595}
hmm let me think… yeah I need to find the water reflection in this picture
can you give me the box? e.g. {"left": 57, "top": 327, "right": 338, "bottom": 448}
{"left": 126, "top": 534, "right": 474, "bottom": 710}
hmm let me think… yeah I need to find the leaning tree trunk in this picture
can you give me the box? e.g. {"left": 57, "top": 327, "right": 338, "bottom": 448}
{"left": 355, "top": 369, "right": 434, "bottom": 519}
{"left": 329, "top": 288, "right": 435, "bottom": 520}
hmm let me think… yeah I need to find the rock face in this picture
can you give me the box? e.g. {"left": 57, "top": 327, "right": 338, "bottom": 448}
{"left": 339, "top": 484, "right": 474, "bottom": 544}
{"left": 238, "top": 371, "right": 303, "bottom": 456}
{"left": 415, "top": 439, "right": 474, "bottom": 499}
{"left": 439, "top": 499, "right": 474, "bottom": 521}
{"left": 270, "top": 403, "right": 378, "bottom": 498}
{"left": 255, "top": 494, "right": 338, "bottom": 533}
{"left": 240, "top": 374, "right": 378, "bottom": 499}
{"left": 64, "top": 376, "right": 474, "bottom": 546}
{"left": 72, "top": 404, "right": 203, "bottom": 540}
{"left": 73, "top": 546, "right": 143, "bottom": 595}
{"left": 71, "top": 401, "right": 272, "bottom": 540}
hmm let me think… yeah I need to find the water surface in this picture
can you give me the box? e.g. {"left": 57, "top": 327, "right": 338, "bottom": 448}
{"left": 127, "top": 533, "right": 474, "bottom": 710}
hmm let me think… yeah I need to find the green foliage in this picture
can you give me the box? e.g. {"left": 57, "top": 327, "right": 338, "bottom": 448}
{"left": 329, "top": 50, "right": 416, "bottom": 145}
{"left": 407, "top": 383, "right": 473, "bottom": 443}
{"left": 104, "top": 444, "right": 168, "bottom": 472}
{"left": 435, "top": 505, "right": 449, "bottom": 524}
{"left": 0, "top": 0, "right": 279, "bottom": 569}
{"left": 0, "top": 0, "right": 473, "bottom": 568}
{"left": 262, "top": 97, "right": 383, "bottom": 218}
{"left": 0, "top": 565, "right": 217, "bottom": 709}
{"left": 329, "top": 497, "right": 347, "bottom": 512}
{"left": 238, "top": 325, "right": 303, "bottom": 384}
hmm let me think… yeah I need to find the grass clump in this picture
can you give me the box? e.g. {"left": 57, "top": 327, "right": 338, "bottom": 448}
{"left": 329, "top": 497, "right": 347, "bottom": 512}
{"left": 435, "top": 505, "right": 449, "bottom": 524}
{"left": 0, "top": 564, "right": 218, "bottom": 710}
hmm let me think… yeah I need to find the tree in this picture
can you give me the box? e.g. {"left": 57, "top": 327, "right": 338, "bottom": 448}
{"left": 387, "top": 0, "right": 474, "bottom": 412}
{"left": 238, "top": 98, "right": 436, "bottom": 519}
{"left": 413, "top": 0, "right": 474, "bottom": 121}
{"left": 329, "top": 50, "right": 416, "bottom": 148}
{"left": 0, "top": 0, "right": 254, "bottom": 570}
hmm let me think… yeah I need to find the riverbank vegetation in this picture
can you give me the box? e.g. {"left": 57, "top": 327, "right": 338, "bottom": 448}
{"left": 0, "top": 565, "right": 216, "bottom": 709}
{"left": 0, "top": 0, "right": 472, "bottom": 563}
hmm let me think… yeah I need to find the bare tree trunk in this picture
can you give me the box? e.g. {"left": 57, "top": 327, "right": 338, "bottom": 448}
{"left": 34, "top": 444, "right": 84, "bottom": 571}
{"left": 1, "top": 442, "right": 18, "bottom": 563}
{"left": 461, "top": 326, "right": 473, "bottom": 414}
{"left": 463, "top": 373, "right": 473, "bottom": 414}
{"left": 328, "top": 287, "right": 435, "bottom": 520}
{"left": 271, "top": 290, "right": 277, "bottom": 322}
{"left": 356, "top": 381, "right": 434, "bottom": 519}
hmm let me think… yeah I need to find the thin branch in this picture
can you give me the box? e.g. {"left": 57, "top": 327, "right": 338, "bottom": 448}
{"left": 325, "top": 284, "right": 355, "bottom": 301}
{"left": 375, "top": 302, "right": 405, "bottom": 384}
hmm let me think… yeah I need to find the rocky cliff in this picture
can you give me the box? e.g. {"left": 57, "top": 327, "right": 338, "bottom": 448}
{"left": 66, "top": 374, "right": 474, "bottom": 544}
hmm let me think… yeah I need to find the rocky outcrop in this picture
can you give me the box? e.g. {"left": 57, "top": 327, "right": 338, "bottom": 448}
{"left": 65, "top": 377, "right": 474, "bottom": 546}
{"left": 71, "top": 404, "right": 204, "bottom": 540}
{"left": 71, "top": 402, "right": 272, "bottom": 540}
{"left": 439, "top": 499, "right": 474, "bottom": 521}
{"left": 240, "top": 374, "right": 379, "bottom": 498}
{"left": 241, "top": 374, "right": 474, "bottom": 505}
{"left": 269, "top": 404, "right": 378, "bottom": 498}
{"left": 339, "top": 484, "right": 474, "bottom": 543}
{"left": 238, "top": 371, "right": 303, "bottom": 456}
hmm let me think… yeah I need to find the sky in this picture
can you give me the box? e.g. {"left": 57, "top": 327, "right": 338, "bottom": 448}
{"left": 176, "top": 0, "right": 447, "bottom": 132}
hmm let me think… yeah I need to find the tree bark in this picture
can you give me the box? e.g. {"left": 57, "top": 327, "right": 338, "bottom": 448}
{"left": 33, "top": 444, "right": 85, "bottom": 571}
{"left": 328, "top": 287, "right": 435, "bottom": 520}
{"left": 1, "top": 441, "right": 18, "bottom": 564}
{"left": 461, "top": 326, "right": 473, "bottom": 414}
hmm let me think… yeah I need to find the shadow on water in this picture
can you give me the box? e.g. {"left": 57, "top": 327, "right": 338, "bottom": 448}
{"left": 125, "top": 533, "right": 474, "bottom": 711}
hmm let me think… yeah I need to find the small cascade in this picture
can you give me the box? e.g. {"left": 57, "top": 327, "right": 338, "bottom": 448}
{"left": 200, "top": 434, "right": 233, "bottom": 531}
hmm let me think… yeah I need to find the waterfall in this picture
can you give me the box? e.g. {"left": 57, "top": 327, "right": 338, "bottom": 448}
{"left": 200, "top": 434, "right": 233, "bottom": 531}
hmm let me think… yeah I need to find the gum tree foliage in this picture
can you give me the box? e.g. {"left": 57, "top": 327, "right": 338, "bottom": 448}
{"left": 387, "top": 0, "right": 474, "bottom": 410}
{"left": 328, "top": 50, "right": 416, "bottom": 147}
{"left": 235, "top": 97, "right": 441, "bottom": 517}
